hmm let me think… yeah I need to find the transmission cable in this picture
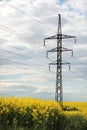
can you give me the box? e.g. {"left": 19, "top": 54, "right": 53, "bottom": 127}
{"left": 8, "top": 4, "right": 56, "bottom": 34}
{"left": 0, "top": 48, "right": 30, "bottom": 59}
{"left": 63, "top": 67, "right": 87, "bottom": 81}
{"left": 9, "top": 5, "right": 42, "bottom": 24}
{"left": 0, "top": 56, "right": 54, "bottom": 74}
{"left": 0, "top": 48, "right": 51, "bottom": 68}
{"left": 0, "top": 25, "right": 33, "bottom": 41}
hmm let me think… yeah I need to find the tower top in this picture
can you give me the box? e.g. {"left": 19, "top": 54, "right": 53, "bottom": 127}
{"left": 58, "top": 14, "right": 62, "bottom": 34}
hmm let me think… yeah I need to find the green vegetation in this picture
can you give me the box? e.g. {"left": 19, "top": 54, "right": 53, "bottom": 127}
{"left": 0, "top": 97, "right": 87, "bottom": 130}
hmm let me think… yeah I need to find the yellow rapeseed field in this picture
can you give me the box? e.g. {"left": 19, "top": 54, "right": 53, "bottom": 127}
{"left": 64, "top": 102, "right": 87, "bottom": 119}
{"left": 0, "top": 97, "right": 87, "bottom": 130}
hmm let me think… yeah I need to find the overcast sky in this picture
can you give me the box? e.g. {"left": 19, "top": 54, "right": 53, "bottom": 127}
{"left": 0, "top": 0, "right": 87, "bottom": 101}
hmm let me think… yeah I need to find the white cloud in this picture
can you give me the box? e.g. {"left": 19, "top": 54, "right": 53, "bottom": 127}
{"left": 0, "top": 0, "right": 87, "bottom": 101}
{"left": 66, "top": 0, "right": 87, "bottom": 12}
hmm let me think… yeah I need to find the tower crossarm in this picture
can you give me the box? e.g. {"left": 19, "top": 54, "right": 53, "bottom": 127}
{"left": 62, "top": 47, "right": 73, "bottom": 56}
{"left": 47, "top": 47, "right": 57, "bottom": 52}
{"left": 46, "top": 47, "right": 73, "bottom": 58}
{"left": 62, "top": 34, "right": 76, "bottom": 43}
{"left": 49, "top": 62, "right": 58, "bottom": 70}
{"left": 49, "top": 62, "right": 71, "bottom": 70}
{"left": 62, "top": 62, "right": 71, "bottom": 70}
{"left": 44, "top": 35, "right": 57, "bottom": 46}
{"left": 46, "top": 47, "right": 57, "bottom": 57}
{"left": 44, "top": 34, "right": 76, "bottom": 46}
{"left": 44, "top": 34, "right": 57, "bottom": 40}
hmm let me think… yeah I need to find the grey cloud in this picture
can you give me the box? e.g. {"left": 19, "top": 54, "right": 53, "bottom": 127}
{"left": 0, "top": 0, "right": 87, "bottom": 101}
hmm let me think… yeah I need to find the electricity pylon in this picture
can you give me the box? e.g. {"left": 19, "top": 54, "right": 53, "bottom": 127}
{"left": 44, "top": 14, "right": 76, "bottom": 108}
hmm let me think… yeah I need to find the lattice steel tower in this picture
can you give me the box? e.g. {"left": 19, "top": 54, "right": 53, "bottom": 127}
{"left": 44, "top": 14, "right": 76, "bottom": 107}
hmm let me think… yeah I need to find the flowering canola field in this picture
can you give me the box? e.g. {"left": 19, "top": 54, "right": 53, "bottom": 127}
{"left": 0, "top": 97, "right": 87, "bottom": 130}
{"left": 64, "top": 102, "right": 87, "bottom": 116}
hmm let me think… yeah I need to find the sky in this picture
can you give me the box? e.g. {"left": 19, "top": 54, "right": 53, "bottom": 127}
{"left": 0, "top": 0, "right": 87, "bottom": 101}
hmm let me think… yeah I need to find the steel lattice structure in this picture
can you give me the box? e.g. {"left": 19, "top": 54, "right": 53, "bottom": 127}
{"left": 44, "top": 14, "right": 76, "bottom": 108}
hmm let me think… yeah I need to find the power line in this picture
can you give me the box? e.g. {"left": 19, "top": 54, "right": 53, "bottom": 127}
{"left": 0, "top": 57, "right": 29, "bottom": 67}
{"left": 0, "top": 52, "right": 56, "bottom": 72}
{"left": 0, "top": 23, "right": 44, "bottom": 46}
{"left": 0, "top": 48, "right": 30, "bottom": 59}
{"left": 0, "top": 46, "right": 51, "bottom": 67}
{"left": 0, "top": 37, "right": 55, "bottom": 71}
{"left": 48, "top": 64, "right": 87, "bottom": 81}
{"left": 62, "top": 49, "right": 84, "bottom": 65}
{"left": 8, "top": 4, "right": 56, "bottom": 34}
{"left": 0, "top": 37, "right": 86, "bottom": 82}
{"left": 1, "top": 44, "right": 85, "bottom": 81}
{"left": 0, "top": 25, "right": 32, "bottom": 41}
{"left": 63, "top": 67, "right": 87, "bottom": 81}
{"left": 63, "top": 52, "right": 86, "bottom": 75}
{"left": 72, "top": 56, "right": 84, "bottom": 65}
{"left": 0, "top": 56, "right": 53, "bottom": 73}
{"left": 70, "top": 70, "right": 87, "bottom": 80}
{"left": 9, "top": 4, "right": 42, "bottom": 24}
{"left": 0, "top": 37, "right": 53, "bottom": 63}
{"left": 0, "top": 4, "right": 85, "bottom": 98}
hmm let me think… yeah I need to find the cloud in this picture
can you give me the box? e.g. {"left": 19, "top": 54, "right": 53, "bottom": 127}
{"left": 66, "top": 0, "right": 87, "bottom": 13}
{"left": 63, "top": 85, "right": 87, "bottom": 101}
{"left": 0, "top": 0, "right": 86, "bottom": 101}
